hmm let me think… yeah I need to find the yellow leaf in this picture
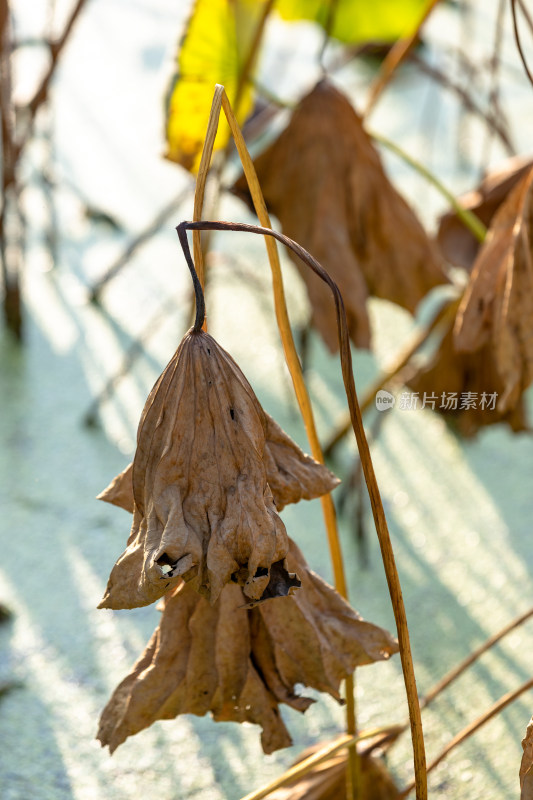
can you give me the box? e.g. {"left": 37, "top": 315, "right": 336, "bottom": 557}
{"left": 276, "top": 0, "right": 432, "bottom": 45}
{"left": 165, "top": 0, "right": 262, "bottom": 172}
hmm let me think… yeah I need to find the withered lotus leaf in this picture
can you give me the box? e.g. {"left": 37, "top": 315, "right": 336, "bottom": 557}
{"left": 454, "top": 165, "right": 533, "bottom": 411}
{"left": 521, "top": 716, "right": 533, "bottom": 799}
{"left": 97, "top": 463, "right": 134, "bottom": 513}
{"left": 97, "top": 416, "right": 339, "bottom": 515}
{"left": 262, "top": 413, "right": 340, "bottom": 510}
{"left": 97, "top": 581, "right": 294, "bottom": 755}
{"left": 232, "top": 81, "right": 447, "bottom": 353}
{"left": 263, "top": 740, "right": 400, "bottom": 800}
{"left": 99, "top": 329, "right": 300, "bottom": 609}
{"left": 438, "top": 155, "right": 533, "bottom": 270}
{"left": 258, "top": 539, "right": 399, "bottom": 694}
{"left": 97, "top": 539, "right": 398, "bottom": 755}
{"left": 406, "top": 326, "right": 527, "bottom": 437}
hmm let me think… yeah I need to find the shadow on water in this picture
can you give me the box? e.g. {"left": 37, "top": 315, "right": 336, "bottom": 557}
{"left": 0, "top": 692, "right": 76, "bottom": 800}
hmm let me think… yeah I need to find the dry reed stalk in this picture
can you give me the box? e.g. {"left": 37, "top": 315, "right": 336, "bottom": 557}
{"left": 421, "top": 606, "right": 533, "bottom": 710}
{"left": 191, "top": 84, "right": 224, "bottom": 295}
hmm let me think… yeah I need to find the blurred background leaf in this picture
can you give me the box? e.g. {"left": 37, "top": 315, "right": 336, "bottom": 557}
{"left": 165, "top": 0, "right": 264, "bottom": 172}
{"left": 275, "top": 0, "right": 431, "bottom": 44}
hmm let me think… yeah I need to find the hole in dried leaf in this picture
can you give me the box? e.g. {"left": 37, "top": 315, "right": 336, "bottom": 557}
{"left": 156, "top": 553, "right": 175, "bottom": 567}
{"left": 229, "top": 408, "right": 235, "bottom": 420}
{"left": 254, "top": 567, "right": 269, "bottom": 578}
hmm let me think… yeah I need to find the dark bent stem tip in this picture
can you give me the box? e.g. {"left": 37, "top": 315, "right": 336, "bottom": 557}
{"left": 176, "top": 223, "right": 206, "bottom": 332}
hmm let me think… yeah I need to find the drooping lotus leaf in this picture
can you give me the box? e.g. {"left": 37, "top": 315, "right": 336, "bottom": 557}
{"left": 97, "top": 539, "right": 399, "bottom": 754}
{"left": 98, "top": 416, "right": 339, "bottom": 514}
{"left": 99, "top": 330, "right": 302, "bottom": 608}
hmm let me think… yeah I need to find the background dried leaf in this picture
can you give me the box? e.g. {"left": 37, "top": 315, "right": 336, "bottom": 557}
{"left": 233, "top": 81, "right": 446, "bottom": 352}
{"left": 438, "top": 155, "right": 533, "bottom": 269}
{"left": 454, "top": 166, "right": 533, "bottom": 411}
{"left": 521, "top": 717, "right": 533, "bottom": 799}
{"left": 406, "top": 326, "right": 528, "bottom": 436}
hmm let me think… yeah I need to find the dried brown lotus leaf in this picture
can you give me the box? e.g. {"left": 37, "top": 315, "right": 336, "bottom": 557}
{"left": 406, "top": 326, "right": 527, "bottom": 436}
{"left": 97, "top": 581, "right": 292, "bottom": 755}
{"left": 249, "top": 610, "right": 313, "bottom": 712}
{"left": 99, "top": 330, "right": 292, "bottom": 609}
{"left": 454, "top": 165, "right": 533, "bottom": 411}
{"left": 521, "top": 716, "right": 533, "bottom": 799}
{"left": 438, "top": 155, "right": 533, "bottom": 270}
{"left": 264, "top": 741, "right": 400, "bottom": 800}
{"left": 98, "top": 538, "right": 398, "bottom": 755}
{"left": 96, "top": 463, "right": 134, "bottom": 513}
{"left": 263, "top": 414, "right": 339, "bottom": 510}
{"left": 98, "top": 416, "right": 339, "bottom": 516}
{"left": 258, "top": 539, "right": 399, "bottom": 699}
{"left": 232, "top": 81, "right": 447, "bottom": 353}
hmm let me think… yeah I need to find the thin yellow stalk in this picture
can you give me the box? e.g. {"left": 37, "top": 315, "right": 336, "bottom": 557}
{"left": 364, "top": 0, "right": 442, "bottom": 117}
{"left": 192, "top": 1, "right": 275, "bottom": 309}
{"left": 192, "top": 84, "right": 225, "bottom": 297}
{"left": 401, "top": 677, "right": 533, "bottom": 797}
{"left": 219, "top": 86, "right": 359, "bottom": 799}
{"left": 239, "top": 727, "right": 400, "bottom": 800}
